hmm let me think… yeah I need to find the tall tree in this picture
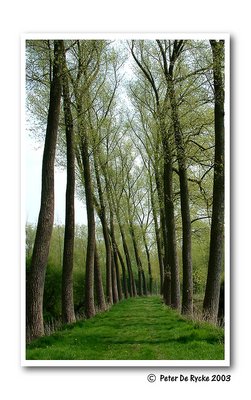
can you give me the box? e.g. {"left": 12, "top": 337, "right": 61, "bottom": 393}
{"left": 128, "top": 117, "right": 165, "bottom": 292}
{"left": 130, "top": 40, "right": 181, "bottom": 309}
{"left": 137, "top": 204, "right": 153, "bottom": 295}
{"left": 203, "top": 40, "right": 225, "bottom": 323}
{"left": 61, "top": 41, "right": 76, "bottom": 324}
{"left": 157, "top": 40, "right": 193, "bottom": 315}
{"left": 72, "top": 41, "right": 107, "bottom": 318}
{"left": 125, "top": 168, "right": 146, "bottom": 296}
{"left": 80, "top": 130, "right": 96, "bottom": 318}
{"left": 117, "top": 219, "right": 137, "bottom": 297}
{"left": 26, "top": 40, "right": 63, "bottom": 340}
{"left": 93, "top": 149, "right": 113, "bottom": 304}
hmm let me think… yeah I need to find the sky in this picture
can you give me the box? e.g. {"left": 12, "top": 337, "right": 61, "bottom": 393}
{"left": 25, "top": 136, "right": 87, "bottom": 225}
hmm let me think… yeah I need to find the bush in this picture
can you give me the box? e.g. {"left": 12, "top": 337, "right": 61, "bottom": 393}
{"left": 43, "top": 262, "right": 62, "bottom": 321}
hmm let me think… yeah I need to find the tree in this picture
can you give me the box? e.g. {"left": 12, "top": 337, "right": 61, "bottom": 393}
{"left": 128, "top": 114, "right": 164, "bottom": 292}
{"left": 26, "top": 40, "right": 63, "bottom": 340}
{"left": 73, "top": 43, "right": 97, "bottom": 319}
{"left": 130, "top": 40, "right": 181, "bottom": 309}
{"left": 71, "top": 40, "right": 109, "bottom": 318}
{"left": 107, "top": 150, "right": 137, "bottom": 297}
{"left": 124, "top": 162, "right": 147, "bottom": 296}
{"left": 61, "top": 40, "right": 76, "bottom": 324}
{"left": 110, "top": 210, "right": 123, "bottom": 300}
{"left": 72, "top": 40, "right": 122, "bottom": 308}
{"left": 94, "top": 241, "right": 107, "bottom": 311}
{"left": 109, "top": 218, "right": 129, "bottom": 298}
{"left": 135, "top": 194, "right": 153, "bottom": 295}
{"left": 157, "top": 39, "right": 193, "bottom": 315}
{"left": 203, "top": 40, "right": 225, "bottom": 323}
{"left": 93, "top": 148, "right": 113, "bottom": 304}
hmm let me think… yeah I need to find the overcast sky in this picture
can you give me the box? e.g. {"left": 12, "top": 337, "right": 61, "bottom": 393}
{"left": 25, "top": 136, "right": 87, "bottom": 225}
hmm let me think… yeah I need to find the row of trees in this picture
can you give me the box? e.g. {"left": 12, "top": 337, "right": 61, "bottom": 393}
{"left": 26, "top": 39, "right": 225, "bottom": 341}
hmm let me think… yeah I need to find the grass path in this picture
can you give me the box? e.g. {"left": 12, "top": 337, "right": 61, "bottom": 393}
{"left": 26, "top": 296, "right": 224, "bottom": 360}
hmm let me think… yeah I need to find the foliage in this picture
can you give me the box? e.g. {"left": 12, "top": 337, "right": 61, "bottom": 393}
{"left": 26, "top": 38, "right": 226, "bottom": 342}
{"left": 26, "top": 223, "right": 88, "bottom": 320}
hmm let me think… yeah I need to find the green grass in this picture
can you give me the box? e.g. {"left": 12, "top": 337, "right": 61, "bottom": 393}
{"left": 26, "top": 296, "right": 224, "bottom": 360}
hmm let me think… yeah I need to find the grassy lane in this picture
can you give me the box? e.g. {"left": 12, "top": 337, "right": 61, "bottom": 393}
{"left": 26, "top": 296, "right": 224, "bottom": 360}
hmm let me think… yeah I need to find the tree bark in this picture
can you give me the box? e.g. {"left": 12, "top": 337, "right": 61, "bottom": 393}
{"left": 142, "top": 269, "right": 148, "bottom": 296}
{"left": 26, "top": 40, "right": 63, "bottom": 341}
{"left": 94, "top": 242, "right": 106, "bottom": 311}
{"left": 128, "top": 215, "right": 144, "bottom": 296}
{"left": 93, "top": 152, "right": 113, "bottom": 304}
{"left": 167, "top": 75, "right": 193, "bottom": 316}
{"left": 149, "top": 171, "right": 164, "bottom": 293}
{"left": 142, "top": 229, "right": 153, "bottom": 294}
{"left": 161, "top": 121, "right": 181, "bottom": 309}
{"left": 203, "top": 40, "right": 225, "bottom": 323}
{"left": 80, "top": 135, "right": 96, "bottom": 318}
{"left": 156, "top": 40, "right": 192, "bottom": 313}
{"left": 151, "top": 100, "right": 174, "bottom": 304}
{"left": 111, "top": 254, "right": 119, "bottom": 303}
{"left": 110, "top": 212, "right": 123, "bottom": 300}
{"left": 116, "top": 244, "right": 129, "bottom": 298}
{"left": 118, "top": 221, "right": 137, "bottom": 297}
{"left": 61, "top": 41, "right": 76, "bottom": 324}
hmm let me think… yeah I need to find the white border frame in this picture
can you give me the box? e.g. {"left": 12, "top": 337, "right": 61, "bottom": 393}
{"left": 21, "top": 32, "right": 230, "bottom": 367}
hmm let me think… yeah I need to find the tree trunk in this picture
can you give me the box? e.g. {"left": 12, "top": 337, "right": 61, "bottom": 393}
{"left": 128, "top": 216, "right": 144, "bottom": 296}
{"left": 26, "top": 40, "right": 63, "bottom": 341}
{"left": 118, "top": 221, "right": 137, "bottom": 297}
{"left": 142, "top": 269, "right": 148, "bottom": 296}
{"left": 110, "top": 212, "right": 123, "bottom": 300}
{"left": 161, "top": 122, "right": 181, "bottom": 309}
{"left": 93, "top": 152, "right": 113, "bottom": 304}
{"left": 94, "top": 242, "right": 106, "bottom": 311}
{"left": 154, "top": 156, "right": 171, "bottom": 301}
{"left": 61, "top": 41, "right": 76, "bottom": 324}
{"left": 102, "top": 224, "right": 113, "bottom": 304}
{"left": 142, "top": 230, "right": 153, "bottom": 294}
{"left": 168, "top": 76, "right": 193, "bottom": 316}
{"left": 149, "top": 170, "right": 164, "bottom": 292}
{"left": 111, "top": 255, "right": 119, "bottom": 303}
{"left": 80, "top": 136, "right": 96, "bottom": 319}
{"left": 203, "top": 40, "right": 225, "bottom": 323}
{"left": 108, "top": 221, "right": 129, "bottom": 297}
{"left": 116, "top": 244, "right": 129, "bottom": 298}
